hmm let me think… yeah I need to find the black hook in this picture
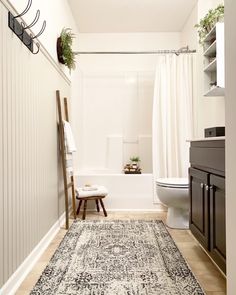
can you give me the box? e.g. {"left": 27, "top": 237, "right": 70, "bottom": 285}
{"left": 14, "top": 0, "right": 32, "bottom": 19}
{"left": 18, "top": 9, "right": 40, "bottom": 37}
{"left": 25, "top": 20, "right": 46, "bottom": 46}
{"left": 31, "top": 20, "right": 46, "bottom": 40}
{"left": 32, "top": 42, "right": 40, "bottom": 54}
{"left": 8, "top": 0, "right": 46, "bottom": 55}
{"left": 21, "top": 10, "right": 40, "bottom": 30}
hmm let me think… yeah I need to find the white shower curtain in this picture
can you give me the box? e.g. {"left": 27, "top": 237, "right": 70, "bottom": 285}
{"left": 152, "top": 54, "right": 194, "bottom": 196}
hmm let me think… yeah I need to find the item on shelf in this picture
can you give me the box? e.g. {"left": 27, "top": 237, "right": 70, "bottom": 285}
{"left": 204, "top": 126, "right": 225, "bottom": 137}
{"left": 210, "top": 81, "right": 217, "bottom": 86}
{"left": 210, "top": 81, "right": 217, "bottom": 89}
{"left": 209, "top": 57, "right": 216, "bottom": 63}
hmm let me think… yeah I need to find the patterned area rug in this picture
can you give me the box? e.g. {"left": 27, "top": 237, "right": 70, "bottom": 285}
{"left": 30, "top": 220, "right": 205, "bottom": 294}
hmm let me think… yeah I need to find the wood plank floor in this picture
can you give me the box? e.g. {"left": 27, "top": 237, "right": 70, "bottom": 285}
{"left": 16, "top": 211, "right": 226, "bottom": 295}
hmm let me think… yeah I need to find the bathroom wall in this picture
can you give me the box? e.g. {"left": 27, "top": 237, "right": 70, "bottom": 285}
{"left": 180, "top": 3, "right": 198, "bottom": 50}
{"left": 73, "top": 32, "right": 181, "bottom": 173}
{"left": 0, "top": 0, "right": 79, "bottom": 290}
{"left": 181, "top": 0, "right": 225, "bottom": 138}
{"left": 225, "top": 0, "right": 236, "bottom": 293}
{"left": 180, "top": 4, "right": 198, "bottom": 137}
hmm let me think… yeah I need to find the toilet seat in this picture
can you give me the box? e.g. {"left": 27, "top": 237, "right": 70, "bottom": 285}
{"left": 156, "top": 178, "right": 189, "bottom": 189}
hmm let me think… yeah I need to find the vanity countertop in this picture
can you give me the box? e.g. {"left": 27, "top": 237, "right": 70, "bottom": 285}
{"left": 187, "top": 136, "right": 225, "bottom": 142}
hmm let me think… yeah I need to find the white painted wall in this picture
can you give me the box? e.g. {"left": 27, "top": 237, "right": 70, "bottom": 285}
{"left": 181, "top": 4, "right": 198, "bottom": 50}
{"left": 225, "top": 1, "right": 236, "bottom": 293}
{"left": 180, "top": 5, "right": 198, "bottom": 137}
{"left": 73, "top": 33, "right": 181, "bottom": 173}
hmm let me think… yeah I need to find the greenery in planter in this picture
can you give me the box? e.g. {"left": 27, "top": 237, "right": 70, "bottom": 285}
{"left": 57, "top": 28, "right": 78, "bottom": 70}
{"left": 195, "top": 4, "right": 224, "bottom": 45}
{"left": 130, "top": 156, "right": 140, "bottom": 163}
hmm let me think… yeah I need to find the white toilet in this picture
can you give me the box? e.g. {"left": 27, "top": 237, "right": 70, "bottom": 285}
{"left": 156, "top": 178, "right": 189, "bottom": 229}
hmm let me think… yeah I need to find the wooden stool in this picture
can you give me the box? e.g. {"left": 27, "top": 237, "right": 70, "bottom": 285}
{"left": 76, "top": 186, "right": 108, "bottom": 220}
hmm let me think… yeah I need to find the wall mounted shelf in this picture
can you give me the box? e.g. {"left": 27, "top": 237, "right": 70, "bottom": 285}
{"left": 204, "top": 40, "right": 216, "bottom": 57}
{"left": 204, "top": 86, "right": 225, "bottom": 97}
{"left": 203, "top": 23, "right": 225, "bottom": 97}
{"left": 204, "top": 58, "right": 217, "bottom": 72}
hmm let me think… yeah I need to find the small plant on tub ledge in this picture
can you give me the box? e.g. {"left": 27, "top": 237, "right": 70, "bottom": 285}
{"left": 130, "top": 156, "right": 140, "bottom": 165}
{"left": 124, "top": 156, "right": 141, "bottom": 174}
{"left": 57, "top": 28, "right": 78, "bottom": 71}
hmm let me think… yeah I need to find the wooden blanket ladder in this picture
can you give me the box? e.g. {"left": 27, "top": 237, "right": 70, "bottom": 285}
{"left": 56, "top": 90, "right": 76, "bottom": 229}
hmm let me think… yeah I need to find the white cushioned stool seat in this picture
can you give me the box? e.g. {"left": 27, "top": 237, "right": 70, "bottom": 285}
{"left": 75, "top": 185, "right": 108, "bottom": 220}
{"left": 76, "top": 185, "right": 108, "bottom": 198}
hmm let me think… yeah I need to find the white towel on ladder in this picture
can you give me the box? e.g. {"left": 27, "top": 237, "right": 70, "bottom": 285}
{"left": 65, "top": 152, "right": 73, "bottom": 177}
{"left": 63, "top": 120, "right": 76, "bottom": 176}
{"left": 63, "top": 120, "right": 77, "bottom": 153}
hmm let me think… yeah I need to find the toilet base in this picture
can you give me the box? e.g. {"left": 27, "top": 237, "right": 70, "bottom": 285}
{"left": 166, "top": 207, "right": 189, "bottom": 229}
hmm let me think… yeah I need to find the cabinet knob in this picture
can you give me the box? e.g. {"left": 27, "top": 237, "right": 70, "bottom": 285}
{"left": 200, "top": 183, "right": 204, "bottom": 188}
{"left": 206, "top": 185, "right": 209, "bottom": 191}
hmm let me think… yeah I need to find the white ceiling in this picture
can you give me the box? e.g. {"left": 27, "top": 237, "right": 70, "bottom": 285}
{"left": 68, "top": 0, "right": 198, "bottom": 33}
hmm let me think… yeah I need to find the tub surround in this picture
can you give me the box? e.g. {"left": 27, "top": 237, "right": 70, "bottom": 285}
{"left": 189, "top": 139, "right": 226, "bottom": 274}
{"left": 76, "top": 173, "right": 165, "bottom": 211}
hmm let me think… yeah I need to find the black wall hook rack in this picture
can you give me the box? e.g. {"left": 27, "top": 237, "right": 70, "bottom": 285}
{"left": 8, "top": 0, "right": 46, "bottom": 54}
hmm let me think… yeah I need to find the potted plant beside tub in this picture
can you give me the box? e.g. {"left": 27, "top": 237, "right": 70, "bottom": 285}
{"left": 57, "top": 27, "right": 78, "bottom": 71}
{"left": 130, "top": 156, "right": 140, "bottom": 168}
{"left": 123, "top": 156, "right": 141, "bottom": 174}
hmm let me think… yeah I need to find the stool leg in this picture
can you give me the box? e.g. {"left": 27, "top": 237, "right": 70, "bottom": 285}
{"left": 82, "top": 200, "right": 87, "bottom": 220}
{"left": 96, "top": 200, "right": 100, "bottom": 212}
{"left": 76, "top": 200, "right": 82, "bottom": 215}
{"left": 99, "top": 199, "right": 107, "bottom": 217}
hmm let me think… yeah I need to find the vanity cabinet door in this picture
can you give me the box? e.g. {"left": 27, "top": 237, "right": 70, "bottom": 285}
{"left": 209, "top": 175, "right": 226, "bottom": 273}
{"left": 189, "top": 168, "right": 210, "bottom": 249}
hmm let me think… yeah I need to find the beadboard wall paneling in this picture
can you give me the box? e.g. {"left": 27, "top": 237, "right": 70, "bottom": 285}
{"left": 0, "top": 3, "right": 70, "bottom": 287}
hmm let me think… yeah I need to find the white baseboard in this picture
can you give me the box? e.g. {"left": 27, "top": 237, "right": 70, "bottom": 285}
{"left": 106, "top": 208, "right": 166, "bottom": 212}
{"left": 85, "top": 208, "right": 167, "bottom": 212}
{"left": 1, "top": 212, "right": 66, "bottom": 295}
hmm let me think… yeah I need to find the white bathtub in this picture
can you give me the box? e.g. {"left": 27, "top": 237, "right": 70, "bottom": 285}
{"left": 76, "top": 173, "right": 163, "bottom": 211}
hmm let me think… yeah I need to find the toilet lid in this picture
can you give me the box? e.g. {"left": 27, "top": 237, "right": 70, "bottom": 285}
{"left": 156, "top": 178, "right": 189, "bottom": 188}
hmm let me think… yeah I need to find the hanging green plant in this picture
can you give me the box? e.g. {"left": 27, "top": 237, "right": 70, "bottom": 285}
{"left": 57, "top": 28, "right": 78, "bottom": 70}
{"left": 195, "top": 4, "right": 224, "bottom": 45}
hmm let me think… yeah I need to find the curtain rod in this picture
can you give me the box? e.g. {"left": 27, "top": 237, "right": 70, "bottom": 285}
{"left": 75, "top": 46, "right": 196, "bottom": 55}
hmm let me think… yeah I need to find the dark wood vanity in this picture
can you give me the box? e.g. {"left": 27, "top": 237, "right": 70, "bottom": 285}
{"left": 189, "top": 139, "right": 226, "bottom": 274}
